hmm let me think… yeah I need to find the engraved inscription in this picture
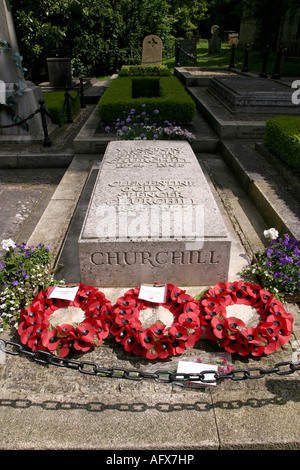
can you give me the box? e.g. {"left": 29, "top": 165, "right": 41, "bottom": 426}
{"left": 91, "top": 250, "right": 219, "bottom": 267}
{"left": 108, "top": 180, "right": 196, "bottom": 205}
{"left": 107, "top": 147, "right": 191, "bottom": 168}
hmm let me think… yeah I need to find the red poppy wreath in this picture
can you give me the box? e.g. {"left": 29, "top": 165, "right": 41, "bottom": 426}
{"left": 18, "top": 284, "right": 113, "bottom": 357}
{"left": 198, "top": 281, "right": 294, "bottom": 356}
{"left": 110, "top": 284, "right": 203, "bottom": 359}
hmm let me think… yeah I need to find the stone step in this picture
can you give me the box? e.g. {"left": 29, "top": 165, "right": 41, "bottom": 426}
{"left": 220, "top": 140, "right": 300, "bottom": 240}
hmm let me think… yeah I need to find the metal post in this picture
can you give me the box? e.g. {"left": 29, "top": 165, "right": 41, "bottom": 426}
{"left": 79, "top": 77, "right": 86, "bottom": 108}
{"left": 229, "top": 44, "right": 235, "bottom": 68}
{"left": 260, "top": 44, "right": 270, "bottom": 78}
{"left": 39, "top": 99, "right": 52, "bottom": 147}
{"left": 271, "top": 44, "right": 283, "bottom": 80}
{"left": 242, "top": 44, "right": 250, "bottom": 72}
{"left": 65, "top": 86, "right": 73, "bottom": 123}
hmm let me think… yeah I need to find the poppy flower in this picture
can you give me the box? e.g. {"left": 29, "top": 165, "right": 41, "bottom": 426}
{"left": 210, "top": 315, "right": 228, "bottom": 339}
{"left": 169, "top": 285, "right": 185, "bottom": 301}
{"left": 169, "top": 324, "right": 188, "bottom": 341}
{"left": 156, "top": 338, "right": 172, "bottom": 358}
{"left": 41, "top": 329, "right": 61, "bottom": 351}
{"left": 178, "top": 311, "right": 201, "bottom": 329}
{"left": 115, "top": 296, "right": 138, "bottom": 310}
{"left": 139, "top": 329, "right": 155, "bottom": 349}
{"left": 148, "top": 322, "right": 166, "bottom": 338}
{"left": 122, "top": 332, "right": 139, "bottom": 352}
{"left": 76, "top": 323, "right": 96, "bottom": 343}
{"left": 240, "top": 327, "right": 262, "bottom": 345}
{"left": 227, "top": 316, "right": 245, "bottom": 332}
{"left": 168, "top": 338, "right": 186, "bottom": 355}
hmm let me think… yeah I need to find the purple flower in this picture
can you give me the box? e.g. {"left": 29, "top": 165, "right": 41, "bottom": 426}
{"left": 105, "top": 126, "right": 111, "bottom": 132}
{"left": 153, "top": 134, "right": 158, "bottom": 139}
{"left": 12, "top": 280, "right": 19, "bottom": 286}
{"left": 154, "top": 109, "right": 159, "bottom": 114}
{"left": 121, "top": 125, "right": 128, "bottom": 132}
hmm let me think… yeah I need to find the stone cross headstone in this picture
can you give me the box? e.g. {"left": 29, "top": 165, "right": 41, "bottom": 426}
{"left": 0, "top": 0, "right": 54, "bottom": 142}
{"left": 209, "top": 25, "right": 221, "bottom": 54}
{"left": 142, "top": 35, "right": 162, "bottom": 65}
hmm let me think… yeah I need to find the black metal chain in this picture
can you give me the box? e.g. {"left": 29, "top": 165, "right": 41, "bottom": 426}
{"left": 1, "top": 339, "right": 299, "bottom": 386}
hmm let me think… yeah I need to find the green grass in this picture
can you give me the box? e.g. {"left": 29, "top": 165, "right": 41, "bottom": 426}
{"left": 162, "top": 40, "right": 299, "bottom": 77}
{"left": 43, "top": 90, "right": 81, "bottom": 127}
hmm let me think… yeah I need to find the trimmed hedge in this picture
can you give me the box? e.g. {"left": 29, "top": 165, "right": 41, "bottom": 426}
{"left": 98, "top": 76, "right": 195, "bottom": 124}
{"left": 264, "top": 116, "right": 300, "bottom": 172}
{"left": 119, "top": 65, "right": 171, "bottom": 76}
{"left": 43, "top": 90, "right": 81, "bottom": 127}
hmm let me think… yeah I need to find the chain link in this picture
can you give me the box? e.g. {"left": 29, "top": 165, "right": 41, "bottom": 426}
{"left": 1, "top": 339, "right": 299, "bottom": 386}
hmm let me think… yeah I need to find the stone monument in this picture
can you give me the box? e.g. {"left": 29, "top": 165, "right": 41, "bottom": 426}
{"left": 0, "top": 0, "right": 54, "bottom": 143}
{"left": 209, "top": 25, "right": 221, "bottom": 54}
{"left": 208, "top": 76, "right": 298, "bottom": 113}
{"left": 46, "top": 57, "right": 73, "bottom": 89}
{"left": 142, "top": 35, "right": 162, "bottom": 65}
{"left": 78, "top": 141, "right": 231, "bottom": 287}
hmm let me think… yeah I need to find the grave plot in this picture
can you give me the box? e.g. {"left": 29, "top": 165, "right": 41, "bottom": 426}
{"left": 78, "top": 140, "right": 231, "bottom": 287}
{"left": 181, "top": 71, "right": 298, "bottom": 139}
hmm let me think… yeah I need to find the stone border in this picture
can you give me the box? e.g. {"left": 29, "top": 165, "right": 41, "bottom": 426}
{"left": 220, "top": 140, "right": 300, "bottom": 240}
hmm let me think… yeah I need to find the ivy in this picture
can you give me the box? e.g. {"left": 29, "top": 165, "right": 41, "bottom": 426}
{"left": 0, "top": 38, "right": 28, "bottom": 130}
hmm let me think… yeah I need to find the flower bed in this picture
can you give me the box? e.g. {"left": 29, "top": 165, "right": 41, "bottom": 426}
{"left": 97, "top": 76, "right": 195, "bottom": 124}
{"left": 104, "top": 104, "right": 196, "bottom": 142}
{"left": 241, "top": 229, "right": 300, "bottom": 301}
{"left": 0, "top": 239, "right": 59, "bottom": 330}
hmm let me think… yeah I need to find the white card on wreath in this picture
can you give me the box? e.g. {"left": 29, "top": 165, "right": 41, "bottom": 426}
{"left": 138, "top": 283, "right": 167, "bottom": 303}
{"left": 48, "top": 285, "right": 79, "bottom": 301}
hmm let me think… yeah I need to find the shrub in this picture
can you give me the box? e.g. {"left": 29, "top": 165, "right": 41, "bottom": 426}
{"left": 43, "top": 90, "right": 81, "bottom": 127}
{"left": 0, "top": 240, "right": 61, "bottom": 330}
{"left": 119, "top": 65, "right": 171, "bottom": 76}
{"left": 264, "top": 116, "right": 300, "bottom": 172}
{"left": 98, "top": 76, "right": 195, "bottom": 124}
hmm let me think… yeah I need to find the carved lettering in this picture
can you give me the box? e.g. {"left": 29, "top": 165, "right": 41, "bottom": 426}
{"left": 90, "top": 250, "right": 220, "bottom": 267}
{"left": 107, "top": 147, "right": 192, "bottom": 168}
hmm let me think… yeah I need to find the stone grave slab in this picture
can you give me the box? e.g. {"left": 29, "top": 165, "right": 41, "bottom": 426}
{"left": 78, "top": 141, "right": 231, "bottom": 287}
{"left": 208, "top": 76, "right": 298, "bottom": 113}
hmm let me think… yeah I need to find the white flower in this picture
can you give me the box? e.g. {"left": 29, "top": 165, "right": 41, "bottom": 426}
{"left": 1, "top": 238, "right": 16, "bottom": 251}
{"left": 264, "top": 228, "right": 279, "bottom": 240}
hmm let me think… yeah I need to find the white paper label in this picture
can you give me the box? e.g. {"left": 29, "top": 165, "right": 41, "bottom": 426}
{"left": 176, "top": 361, "right": 218, "bottom": 386}
{"left": 138, "top": 284, "right": 167, "bottom": 303}
{"left": 48, "top": 285, "right": 79, "bottom": 301}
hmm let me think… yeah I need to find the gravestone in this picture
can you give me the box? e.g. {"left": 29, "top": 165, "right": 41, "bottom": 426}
{"left": 78, "top": 141, "right": 231, "bottom": 287}
{"left": 209, "top": 25, "right": 221, "bottom": 54}
{"left": 175, "top": 38, "right": 197, "bottom": 66}
{"left": 142, "top": 35, "right": 162, "bottom": 65}
{"left": 208, "top": 76, "right": 298, "bottom": 113}
{"left": 46, "top": 57, "right": 73, "bottom": 88}
{"left": 0, "top": 0, "right": 54, "bottom": 142}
